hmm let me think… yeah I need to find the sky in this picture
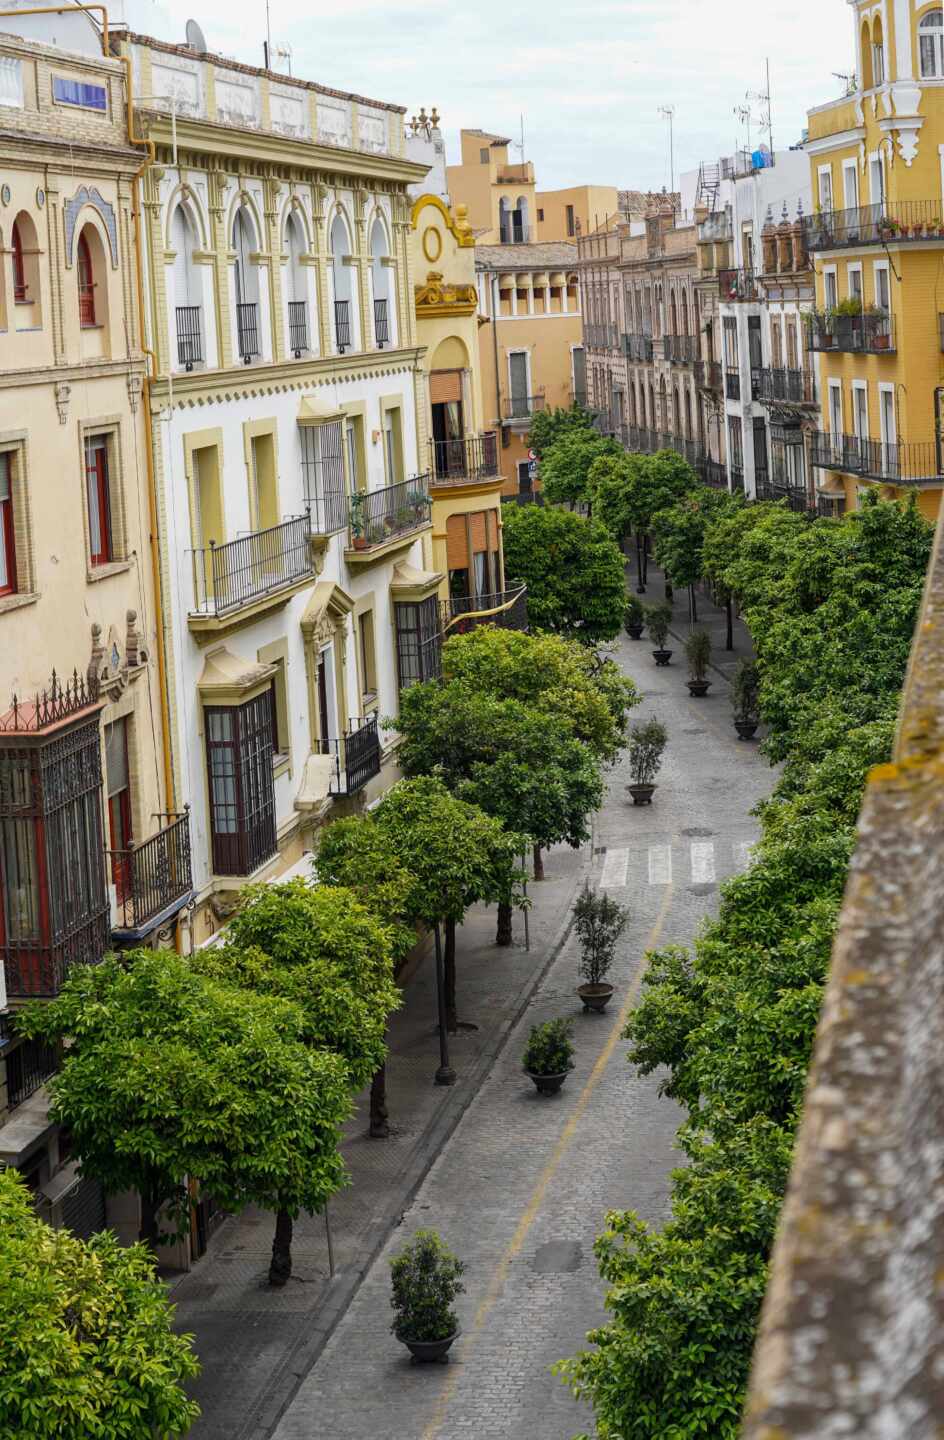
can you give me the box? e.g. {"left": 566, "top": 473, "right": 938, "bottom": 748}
{"left": 125, "top": 0, "right": 854, "bottom": 191}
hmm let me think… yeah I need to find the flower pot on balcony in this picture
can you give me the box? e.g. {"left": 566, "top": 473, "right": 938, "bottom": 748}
{"left": 873, "top": 334, "right": 890, "bottom": 351}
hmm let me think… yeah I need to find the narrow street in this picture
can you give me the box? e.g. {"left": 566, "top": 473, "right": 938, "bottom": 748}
{"left": 270, "top": 621, "right": 775, "bottom": 1440}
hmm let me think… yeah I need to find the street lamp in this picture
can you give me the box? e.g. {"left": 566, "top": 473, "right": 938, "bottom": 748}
{"left": 433, "top": 923, "right": 455, "bottom": 1087}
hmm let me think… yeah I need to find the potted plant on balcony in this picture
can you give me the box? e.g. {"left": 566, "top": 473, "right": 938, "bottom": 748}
{"left": 685, "top": 628, "right": 712, "bottom": 697}
{"left": 523, "top": 1017, "right": 575, "bottom": 1095}
{"left": 624, "top": 594, "right": 645, "bottom": 641}
{"left": 349, "top": 491, "right": 368, "bottom": 550}
{"left": 645, "top": 601, "right": 673, "bottom": 665}
{"left": 408, "top": 487, "right": 428, "bottom": 522}
{"left": 732, "top": 658, "right": 761, "bottom": 740}
{"left": 390, "top": 1230, "right": 465, "bottom": 1365}
{"left": 831, "top": 295, "right": 862, "bottom": 349}
{"left": 878, "top": 215, "right": 899, "bottom": 242}
{"left": 573, "top": 883, "right": 628, "bottom": 1014}
{"left": 627, "top": 718, "right": 667, "bottom": 806}
{"left": 866, "top": 302, "right": 891, "bottom": 350}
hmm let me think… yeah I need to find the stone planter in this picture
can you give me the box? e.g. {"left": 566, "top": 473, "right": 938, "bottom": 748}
{"left": 652, "top": 648, "right": 673, "bottom": 666}
{"left": 402, "top": 1331, "right": 460, "bottom": 1365}
{"left": 735, "top": 719, "right": 759, "bottom": 741}
{"left": 628, "top": 783, "right": 656, "bottom": 806}
{"left": 687, "top": 679, "right": 711, "bottom": 697}
{"left": 577, "top": 982, "right": 614, "bottom": 1013}
{"left": 526, "top": 1070, "right": 569, "bottom": 1096}
{"left": 626, "top": 622, "right": 644, "bottom": 640}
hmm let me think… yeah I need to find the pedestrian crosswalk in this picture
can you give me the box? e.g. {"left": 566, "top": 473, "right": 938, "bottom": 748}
{"left": 598, "top": 836, "right": 756, "bottom": 890}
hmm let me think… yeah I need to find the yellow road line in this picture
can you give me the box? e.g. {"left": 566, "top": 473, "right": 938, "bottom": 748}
{"left": 420, "top": 882, "right": 675, "bottom": 1440}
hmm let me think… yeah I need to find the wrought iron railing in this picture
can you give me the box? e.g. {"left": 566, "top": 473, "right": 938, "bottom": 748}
{"left": 719, "top": 268, "right": 758, "bottom": 302}
{"left": 442, "top": 583, "right": 528, "bottom": 635}
{"left": 430, "top": 432, "right": 501, "bottom": 484}
{"left": 806, "top": 310, "right": 895, "bottom": 354}
{"left": 0, "top": 668, "right": 100, "bottom": 734}
{"left": 623, "top": 333, "right": 654, "bottom": 363}
{"left": 730, "top": 465, "right": 745, "bottom": 493}
{"left": 287, "top": 300, "right": 309, "bottom": 356}
{"left": 498, "top": 222, "right": 532, "bottom": 244}
{"left": 809, "top": 433, "right": 944, "bottom": 486}
{"left": 107, "top": 810, "right": 193, "bottom": 933}
{"left": 503, "top": 396, "right": 546, "bottom": 421}
{"left": 5, "top": 1035, "right": 59, "bottom": 1111}
{"left": 176, "top": 305, "right": 203, "bottom": 370}
{"left": 348, "top": 476, "right": 431, "bottom": 551}
{"left": 695, "top": 359, "right": 723, "bottom": 391}
{"left": 191, "top": 513, "right": 314, "bottom": 617}
{"left": 701, "top": 458, "right": 729, "bottom": 489}
{"left": 334, "top": 298, "right": 351, "bottom": 352}
{"left": 374, "top": 297, "right": 390, "bottom": 347}
{"left": 664, "top": 333, "right": 698, "bottom": 363}
{"left": 756, "top": 366, "right": 816, "bottom": 405}
{"left": 324, "top": 715, "right": 382, "bottom": 796}
{"left": 725, "top": 367, "right": 741, "bottom": 400}
{"left": 754, "top": 481, "right": 816, "bottom": 513}
{"left": 586, "top": 323, "right": 619, "bottom": 351}
{"left": 236, "top": 301, "right": 259, "bottom": 362}
{"left": 801, "top": 200, "right": 944, "bottom": 252}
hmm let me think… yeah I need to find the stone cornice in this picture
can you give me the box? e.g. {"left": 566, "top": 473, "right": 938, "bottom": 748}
{"left": 0, "top": 357, "right": 146, "bottom": 388}
{"left": 150, "top": 346, "right": 427, "bottom": 408}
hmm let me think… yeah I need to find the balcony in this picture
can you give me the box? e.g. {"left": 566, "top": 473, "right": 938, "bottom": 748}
{"left": 695, "top": 358, "right": 723, "bottom": 392}
{"left": 236, "top": 301, "right": 259, "bottom": 362}
{"left": 756, "top": 367, "right": 816, "bottom": 407}
{"left": 189, "top": 513, "right": 316, "bottom": 629}
{"left": 623, "top": 332, "right": 654, "bottom": 363}
{"left": 441, "top": 583, "right": 528, "bottom": 636}
{"left": 374, "top": 297, "right": 390, "bottom": 348}
{"left": 498, "top": 223, "right": 532, "bottom": 244}
{"left": 719, "top": 268, "right": 758, "bottom": 302}
{"left": 107, "top": 810, "right": 194, "bottom": 939}
{"left": 496, "top": 161, "right": 535, "bottom": 185}
{"left": 807, "top": 310, "right": 895, "bottom": 355}
{"left": 287, "top": 300, "right": 309, "bottom": 357}
{"left": 3, "top": 1033, "right": 59, "bottom": 1111}
{"left": 754, "top": 480, "right": 816, "bottom": 513}
{"left": 725, "top": 367, "right": 741, "bottom": 401}
{"left": 346, "top": 476, "right": 431, "bottom": 561}
{"left": 700, "top": 458, "right": 729, "bottom": 489}
{"left": 801, "top": 199, "right": 944, "bottom": 252}
{"left": 586, "top": 323, "right": 619, "bottom": 351}
{"left": 176, "top": 305, "right": 203, "bottom": 370}
{"left": 663, "top": 333, "right": 698, "bottom": 364}
{"left": 430, "top": 432, "right": 501, "bottom": 486}
{"left": 324, "top": 715, "right": 382, "bottom": 796}
{"left": 730, "top": 465, "right": 745, "bottom": 493}
{"left": 334, "top": 298, "right": 352, "bottom": 353}
{"left": 810, "top": 433, "right": 944, "bottom": 486}
{"left": 502, "top": 396, "right": 545, "bottom": 424}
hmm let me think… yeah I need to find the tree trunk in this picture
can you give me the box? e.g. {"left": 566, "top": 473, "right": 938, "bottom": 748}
{"left": 689, "top": 584, "right": 698, "bottom": 623}
{"left": 641, "top": 536, "right": 649, "bottom": 587}
{"left": 369, "top": 1062, "right": 389, "bottom": 1138}
{"left": 726, "top": 595, "right": 734, "bottom": 651}
{"left": 496, "top": 899, "right": 513, "bottom": 946}
{"left": 269, "top": 1209, "right": 293, "bottom": 1287}
{"left": 444, "top": 918, "right": 458, "bottom": 1034}
{"left": 665, "top": 579, "right": 673, "bottom": 604}
{"left": 635, "top": 535, "right": 646, "bottom": 593}
{"left": 139, "top": 1194, "right": 160, "bottom": 1250}
{"left": 533, "top": 844, "right": 545, "bottom": 882}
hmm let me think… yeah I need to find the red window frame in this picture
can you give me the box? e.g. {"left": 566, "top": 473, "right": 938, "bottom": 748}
{"left": 11, "top": 221, "right": 27, "bottom": 303}
{"left": 0, "top": 452, "right": 17, "bottom": 597}
{"left": 84, "top": 436, "right": 113, "bottom": 567}
{"left": 77, "top": 231, "right": 96, "bottom": 327}
{"left": 105, "top": 718, "right": 133, "bottom": 902}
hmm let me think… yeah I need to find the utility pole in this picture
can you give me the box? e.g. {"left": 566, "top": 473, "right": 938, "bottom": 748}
{"left": 658, "top": 105, "right": 675, "bottom": 196}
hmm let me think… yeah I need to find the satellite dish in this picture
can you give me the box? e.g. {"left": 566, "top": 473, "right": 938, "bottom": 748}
{"left": 185, "top": 18, "right": 207, "bottom": 52}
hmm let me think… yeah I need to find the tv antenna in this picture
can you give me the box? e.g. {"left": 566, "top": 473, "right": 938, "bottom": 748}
{"left": 658, "top": 104, "right": 676, "bottom": 196}
{"left": 511, "top": 113, "right": 525, "bottom": 163}
{"left": 746, "top": 58, "right": 774, "bottom": 156}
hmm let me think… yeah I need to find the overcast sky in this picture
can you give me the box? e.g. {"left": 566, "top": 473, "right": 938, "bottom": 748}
{"left": 133, "top": 0, "right": 854, "bottom": 190}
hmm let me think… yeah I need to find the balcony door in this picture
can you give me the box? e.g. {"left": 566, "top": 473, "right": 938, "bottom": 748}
{"left": 880, "top": 386, "right": 897, "bottom": 478}
{"left": 509, "top": 352, "right": 529, "bottom": 418}
{"left": 430, "top": 370, "right": 464, "bottom": 479}
{"left": 316, "top": 647, "right": 338, "bottom": 754}
{"left": 105, "top": 718, "right": 133, "bottom": 902}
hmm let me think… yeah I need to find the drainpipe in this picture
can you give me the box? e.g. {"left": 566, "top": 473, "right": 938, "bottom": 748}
{"left": 490, "top": 273, "right": 502, "bottom": 440}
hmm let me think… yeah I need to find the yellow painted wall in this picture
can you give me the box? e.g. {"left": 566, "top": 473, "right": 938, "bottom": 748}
{"left": 536, "top": 185, "right": 620, "bottom": 243}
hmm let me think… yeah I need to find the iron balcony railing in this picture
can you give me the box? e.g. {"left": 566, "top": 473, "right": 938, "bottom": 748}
{"left": 287, "top": 299, "right": 309, "bottom": 356}
{"left": 236, "top": 301, "right": 259, "bottom": 362}
{"left": 498, "top": 222, "right": 533, "bottom": 244}
{"left": 0, "top": 667, "right": 100, "bottom": 734}
{"left": 586, "top": 323, "right": 620, "bottom": 351}
{"left": 324, "top": 715, "right": 382, "bottom": 796}
{"left": 374, "top": 297, "right": 390, "bottom": 347}
{"left": 694, "top": 358, "right": 723, "bottom": 391}
{"left": 442, "top": 583, "right": 528, "bottom": 636}
{"left": 191, "top": 513, "right": 315, "bottom": 617}
{"left": 334, "top": 298, "right": 352, "bottom": 353}
{"left": 730, "top": 465, "right": 745, "bottom": 493}
{"left": 701, "top": 458, "right": 729, "bottom": 489}
{"left": 809, "top": 433, "right": 944, "bottom": 486}
{"left": 755, "top": 480, "right": 816, "bottom": 513}
{"left": 430, "top": 432, "right": 500, "bottom": 484}
{"left": 4, "top": 1034, "right": 59, "bottom": 1111}
{"left": 348, "top": 476, "right": 431, "bottom": 550}
{"left": 176, "top": 305, "right": 203, "bottom": 370}
{"left": 725, "top": 367, "right": 741, "bottom": 400}
{"left": 756, "top": 366, "right": 816, "bottom": 406}
{"left": 719, "top": 268, "right": 758, "bottom": 302}
{"left": 807, "top": 310, "right": 895, "bottom": 355}
{"left": 623, "top": 333, "right": 654, "bottom": 362}
{"left": 801, "top": 200, "right": 944, "bottom": 252}
{"left": 663, "top": 333, "right": 698, "bottom": 364}
{"left": 503, "top": 395, "right": 546, "bottom": 421}
{"left": 107, "top": 810, "right": 193, "bottom": 934}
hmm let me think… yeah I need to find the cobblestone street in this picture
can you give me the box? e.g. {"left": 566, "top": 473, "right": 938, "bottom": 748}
{"left": 270, "top": 622, "right": 776, "bottom": 1440}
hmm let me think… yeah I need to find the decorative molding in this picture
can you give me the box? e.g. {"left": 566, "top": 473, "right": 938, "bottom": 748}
{"left": 63, "top": 185, "right": 118, "bottom": 267}
{"left": 410, "top": 192, "right": 475, "bottom": 248}
{"left": 54, "top": 381, "right": 71, "bottom": 425}
{"left": 414, "top": 270, "right": 477, "bottom": 318}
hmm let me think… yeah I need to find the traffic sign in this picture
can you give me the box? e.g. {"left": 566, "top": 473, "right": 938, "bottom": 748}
{"left": 528, "top": 448, "right": 537, "bottom": 461}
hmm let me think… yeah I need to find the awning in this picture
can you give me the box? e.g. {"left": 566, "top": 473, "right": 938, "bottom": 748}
{"left": 197, "top": 646, "right": 276, "bottom": 702}
{"left": 298, "top": 395, "right": 344, "bottom": 426}
{"left": 390, "top": 559, "right": 444, "bottom": 601}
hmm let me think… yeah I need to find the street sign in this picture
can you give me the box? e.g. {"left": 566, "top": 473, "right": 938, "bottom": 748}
{"left": 528, "top": 448, "right": 537, "bottom": 461}
{"left": 528, "top": 461, "right": 538, "bottom": 477}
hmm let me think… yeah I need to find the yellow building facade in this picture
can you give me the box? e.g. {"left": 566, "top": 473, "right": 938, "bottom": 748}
{"left": 806, "top": 0, "right": 944, "bottom": 521}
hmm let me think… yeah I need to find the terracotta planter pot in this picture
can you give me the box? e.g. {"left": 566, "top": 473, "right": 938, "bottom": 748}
{"left": 526, "top": 1070, "right": 569, "bottom": 1096}
{"left": 652, "top": 648, "right": 673, "bottom": 666}
{"left": 628, "top": 782, "right": 656, "bottom": 806}
{"left": 577, "top": 982, "right": 614, "bottom": 1013}
{"left": 735, "top": 719, "right": 759, "bottom": 741}
{"left": 687, "top": 679, "right": 712, "bottom": 697}
{"left": 402, "top": 1331, "right": 460, "bottom": 1365}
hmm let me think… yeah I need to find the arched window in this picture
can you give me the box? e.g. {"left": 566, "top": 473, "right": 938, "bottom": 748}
{"left": 12, "top": 219, "right": 25, "bottom": 302}
{"left": 669, "top": 291, "right": 678, "bottom": 336}
{"left": 370, "top": 217, "right": 392, "bottom": 348}
{"left": 171, "top": 204, "right": 202, "bottom": 369}
{"left": 919, "top": 10, "right": 944, "bottom": 79}
{"left": 77, "top": 230, "right": 95, "bottom": 326}
{"left": 283, "top": 211, "right": 309, "bottom": 357}
{"left": 872, "top": 16, "right": 885, "bottom": 84}
{"left": 498, "top": 196, "right": 511, "bottom": 244}
{"left": 330, "top": 213, "right": 354, "bottom": 353}
{"left": 10, "top": 212, "right": 42, "bottom": 329}
{"left": 232, "top": 207, "right": 260, "bottom": 362}
{"left": 861, "top": 22, "right": 874, "bottom": 90}
{"left": 513, "top": 197, "right": 529, "bottom": 244}
{"left": 659, "top": 376, "right": 668, "bottom": 431}
{"left": 684, "top": 389, "right": 693, "bottom": 440}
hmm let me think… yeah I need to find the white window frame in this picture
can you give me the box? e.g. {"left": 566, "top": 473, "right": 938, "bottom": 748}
{"left": 817, "top": 165, "right": 834, "bottom": 212}
{"left": 828, "top": 379, "right": 844, "bottom": 453}
{"left": 868, "top": 151, "right": 885, "bottom": 206}
{"left": 851, "top": 379, "right": 869, "bottom": 442}
{"left": 873, "top": 259, "right": 891, "bottom": 315}
{"left": 878, "top": 382, "right": 896, "bottom": 446}
{"left": 842, "top": 158, "right": 859, "bottom": 211}
{"left": 919, "top": 10, "right": 944, "bottom": 80}
{"left": 507, "top": 348, "right": 532, "bottom": 402}
{"left": 847, "top": 262, "right": 864, "bottom": 302}
{"left": 823, "top": 265, "right": 838, "bottom": 312}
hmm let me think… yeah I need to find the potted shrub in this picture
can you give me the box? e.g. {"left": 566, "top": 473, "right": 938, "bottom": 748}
{"left": 645, "top": 601, "right": 673, "bottom": 665}
{"left": 390, "top": 1229, "right": 465, "bottom": 1364}
{"left": 624, "top": 594, "right": 645, "bottom": 641}
{"left": 732, "top": 658, "right": 761, "bottom": 740}
{"left": 408, "top": 488, "right": 429, "bottom": 522}
{"left": 685, "top": 629, "right": 712, "bottom": 697}
{"left": 627, "top": 718, "right": 667, "bottom": 805}
{"left": 573, "top": 884, "right": 628, "bottom": 1013}
{"left": 349, "top": 492, "right": 368, "bottom": 550}
{"left": 522, "top": 1017, "right": 575, "bottom": 1095}
{"left": 831, "top": 295, "right": 861, "bottom": 348}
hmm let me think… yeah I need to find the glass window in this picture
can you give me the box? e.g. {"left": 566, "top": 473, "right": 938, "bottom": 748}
{"left": 0, "top": 451, "right": 17, "bottom": 596}
{"left": 359, "top": 610, "right": 377, "bottom": 701}
{"left": 205, "top": 693, "right": 277, "bottom": 876}
{"left": 52, "top": 75, "right": 106, "bottom": 110}
{"left": 11, "top": 220, "right": 26, "bottom": 302}
{"left": 394, "top": 597, "right": 442, "bottom": 692}
{"left": 84, "top": 434, "right": 112, "bottom": 566}
{"left": 77, "top": 231, "right": 96, "bottom": 326}
{"left": 299, "top": 420, "right": 346, "bottom": 531}
{"left": 920, "top": 12, "right": 944, "bottom": 78}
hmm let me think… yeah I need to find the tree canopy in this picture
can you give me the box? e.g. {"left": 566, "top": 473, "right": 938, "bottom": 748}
{"left": 586, "top": 451, "right": 646, "bottom": 543}
{"left": 501, "top": 502, "right": 627, "bottom": 644}
{"left": 538, "top": 429, "right": 622, "bottom": 508}
{"left": 0, "top": 1167, "right": 199, "bottom": 1440}
{"left": 527, "top": 402, "right": 594, "bottom": 459}
{"left": 650, "top": 486, "right": 740, "bottom": 591}
{"left": 314, "top": 817, "right": 417, "bottom": 969}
